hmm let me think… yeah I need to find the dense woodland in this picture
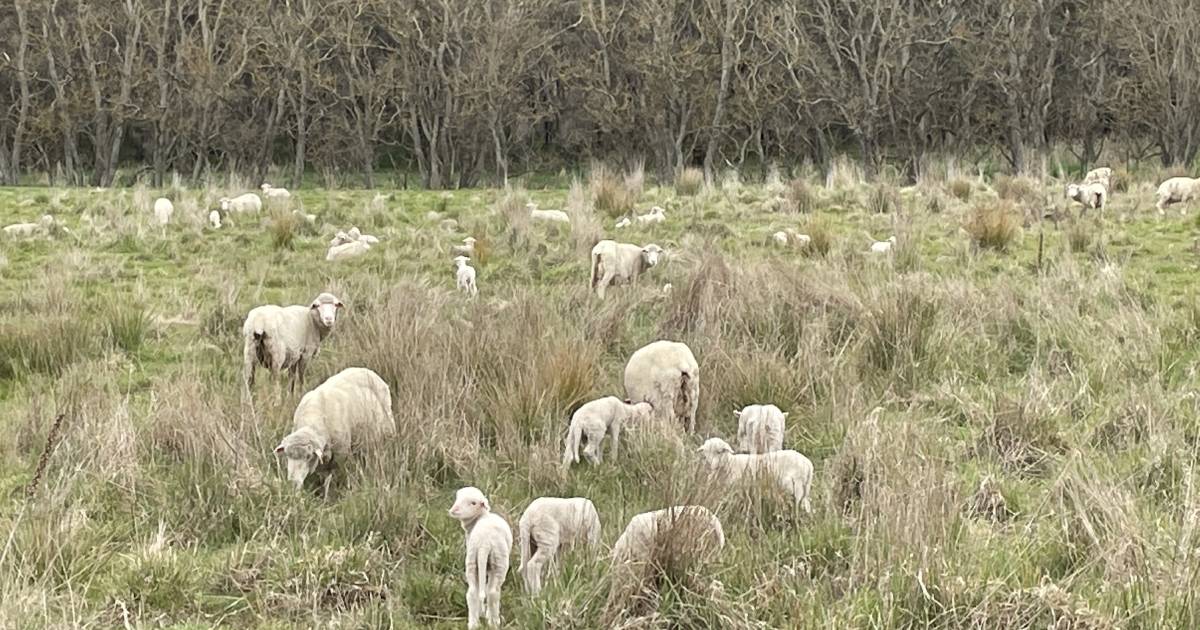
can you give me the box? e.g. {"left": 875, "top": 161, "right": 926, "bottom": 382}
{"left": 0, "top": 0, "right": 1197, "bottom": 188}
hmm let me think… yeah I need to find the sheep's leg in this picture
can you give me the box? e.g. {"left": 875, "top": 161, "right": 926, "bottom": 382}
{"left": 609, "top": 423, "right": 621, "bottom": 461}
{"left": 466, "top": 583, "right": 482, "bottom": 629}
{"left": 485, "top": 577, "right": 503, "bottom": 626}
{"left": 584, "top": 426, "right": 605, "bottom": 464}
{"left": 597, "top": 272, "right": 616, "bottom": 299}
{"left": 525, "top": 539, "right": 556, "bottom": 596}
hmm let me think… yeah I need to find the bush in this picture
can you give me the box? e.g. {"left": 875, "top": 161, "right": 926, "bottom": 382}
{"left": 675, "top": 167, "right": 704, "bottom": 196}
{"left": 995, "top": 174, "right": 1043, "bottom": 209}
{"left": 925, "top": 191, "right": 947, "bottom": 214}
{"left": 784, "top": 177, "right": 816, "bottom": 214}
{"left": 948, "top": 178, "right": 972, "bottom": 201}
{"left": 865, "top": 183, "right": 900, "bottom": 214}
{"left": 589, "top": 164, "right": 638, "bottom": 219}
{"left": 965, "top": 200, "right": 1021, "bottom": 252}
{"left": 800, "top": 219, "right": 833, "bottom": 258}
{"left": 268, "top": 208, "right": 300, "bottom": 250}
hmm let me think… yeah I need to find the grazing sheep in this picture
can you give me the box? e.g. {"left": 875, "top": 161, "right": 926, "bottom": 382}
{"left": 1155, "top": 177, "right": 1200, "bottom": 215}
{"left": 773, "top": 229, "right": 811, "bottom": 248}
{"left": 610, "top": 505, "right": 725, "bottom": 567}
{"left": 1083, "top": 167, "right": 1112, "bottom": 191}
{"left": 1066, "top": 182, "right": 1107, "bottom": 215}
{"left": 273, "top": 367, "right": 396, "bottom": 489}
{"left": 152, "top": 197, "right": 174, "bottom": 225}
{"left": 624, "top": 340, "right": 699, "bottom": 433}
{"left": 242, "top": 292, "right": 344, "bottom": 401}
{"left": 517, "top": 497, "right": 601, "bottom": 596}
{"left": 449, "top": 487, "right": 513, "bottom": 629}
{"left": 261, "top": 183, "right": 292, "bottom": 199}
{"left": 292, "top": 210, "right": 317, "bottom": 225}
{"left": 219, "top": 193, "right": 263, "bottom": 214}
{"left": 869, "top": 236, "right": 897, "bottom": 254}
{"left": 455, "top": 256, "right": 478, "bottom": 298}
{"left": 615, "top": 217, "right": 632, "bottom": 229}
{"left": 562, "top": 396, "right": 655, "bottom": 465}
{"left": 589, "top": 239, "right": 664, "bottom": 299}
{"left": 208, "top": 210, "right": 222, "bottom": 229}
{"left": 634, "top": 206, "right": 666, "bottom": 225}
{"left": 3, "top": 215, "right": 54, "bottom": 238}
{"left": 735, "top": 404, "right": 787, "bottom": 455}
{"left": 451, "top": 236, "right": 477, "bottom": 258}
{"left": 326, "top": 240, "right": 371, "bottom": 262}
{"left": 697, "top": 437, "right": 813, "bottom": 512}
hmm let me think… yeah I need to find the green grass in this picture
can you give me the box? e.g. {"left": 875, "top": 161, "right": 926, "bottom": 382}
{"left": 2, "top": 174, "right": 1200, "bottom": 628}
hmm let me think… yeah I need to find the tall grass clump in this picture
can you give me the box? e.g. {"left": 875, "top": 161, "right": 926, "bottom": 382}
{"left": 965, "top": 200, "right": 1021, "bottom": 252}
{"left": 268, "top": 207, "right": 301, "bottom": 250}
{"left": 496, "top": 188, "right": 532, "bottom": 247}
{"left": 1065, "top": 219, "right": 1095, "bottom": 253}
{"left": 800, "top": 219, "right": 833, "bottom": 257}
{"left": 102, "top": 301, "right": 153, "bottom": 354}
{"left": 1109, "top": 167, "right": 1130, "bottom": 193}
{"left": 784, "top": 177, "right": 816, "bottom": 214}
{"left": 865, "top": 183, "right": 900, "bottom": 214}
{"left": 995, "top": 174, "right": 1043, "bottom": 209}
{"left": 675, "top": 167, "right": 704, "bottom": 197}
{"left": 948, "top": 178, "right": 972, "bottom": 201}
{"left": 0, "top": 317, "right": 99, "bottom": 379}
{"left": 589, "top": 163, "right": 639, "bottom": 219}
{"left": 564, "top": 177, "right": 603, "bottom": 255}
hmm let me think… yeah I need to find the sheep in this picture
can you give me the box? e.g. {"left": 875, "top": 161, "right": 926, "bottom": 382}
{"left": 772, "top": 231, "right": 789, "bottom": 246}
{"left": 1155, "top": 177, "right": 1200, "bottom": 215}
{"left": 293, "top": 210, "right": 317, "bottom": 225}
{"left": 326, "top": 240, "right": 371, "bottom": 262}
{"left": 273, "top": 367, "right": 396, "bottom": 489}
{"left": 869, "top": 236, "right": 897, "bottom": 254}
{"left": 448, "top": 487, "right": 513, "bottom": 629}
{"left": 634, "top": 206, "right": 666, "bottom": 225}
{"left": 589, "top": 239, "right": 663, "bottom": 299}
{"left": 1083, "top": 167, "right": 1112, "bottom": 191}
{"left": 615, "top": 217, "right": 632, "bottom": 229}
{"left": 530, "top": 209, "right": 571, "bottom": 223}
{"left": 330, "top": 227, "right": 379, "bottom": 248}
{"left": 773, "top": 229, "right": 811, "bottom": 248}
{"left": 562, "top": 396, "right": 655, "bottom": 465}
{"left": 1065, "top": 182, "right": 1107, "bottom": 215}
{"left": 152, "top": 197, "right": 174, "bottom": 225}
{"left": 3, "top": 215, "right": 54, "bottom": 238}
{"left": 455, "top": 256, "right": 478, "bottom": 298}
{"left": 208, "top": 210, "right": 222, "bottom": 229}
{"left": 219, "top": 193, "right": 262, "bottom": 214}
{"left": 610, "top": 505, "right": 724, "bottom": 568}
{"left": 624, "top": 340, "right": 699, "bottom": 433}
{"left": 242, "top": 292, "right": 344, "bottom": 401}
{"left": 329, "top": 231, "right": 352, "bottom": 247}
{"left": 261, "top": 183, "right": 292, "bottom": 199}
{"left": 517, "top": 497, "right": 601, "bottom": 596}
{"left": 735, "top": 404, "right": 787, "bottom": 455}
{"left": 451, "top": 236, "right": 477, "bottom": 258}
{"left": 696, "top": 437, "right": 814, "bottom": 512}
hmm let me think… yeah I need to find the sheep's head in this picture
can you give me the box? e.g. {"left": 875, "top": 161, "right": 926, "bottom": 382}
{"left": 697, "top": 437, "right": 734, "bottom": 464}
{"left": 310, "top": 292, "right": 345, "bottom": 328}
{"left": 651, "top": 206, "right": 666, "bottom": 216}
{"left": 39, "top": 215, "right": 55, "bottom": 228}
{"left": 616, "top": 217, "right": 631, "bottom": 228}
{"left": 641, "top": 244, "right": 663, "bottom": 267}
{"left": 453, "top": 255, "right": 471, "bottom": 267}
{"left": 888, "top": 236, "right": 897, "bottom": 244}
{"left": 348, "top": 227, "right": 362, "bottom": 239}
{"left": 219, "top": 198, "right": 231, "bottom": 211}
{"left": 463, "top": 236, "right": 477, "bottom": 245}
{"left": 261, "top": 183, "right": 272, "bottom": 192}
{"left": 274, "top": 428, "right": 331, "bottom": 489}
{"left": 1065, "top": 184, "right": 1081, "bottom": 201}
{"left": 449, "top": 486, "right": 490, "bottom": 522}
{"left": 624, "top": 399, "right": 655, "bottom": 422}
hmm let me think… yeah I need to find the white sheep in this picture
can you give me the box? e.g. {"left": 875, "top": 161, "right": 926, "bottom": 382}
{"left": 610, "top": 505, "right": 725, "bottom": 568}
{"left": 624, "top": 340, "right": 699, "bottom": 433}
{"left": 329, "top": 231, "right": 352, "bottom": 247}
{"left": 346, "top": 226, "right": 379, "bottom": 245}
{"left": 455, "top": 256, "right": 478, "bottom": 298}
{"left": 634, "top": 206, "right": 666, "bottom": 225}
{"left": 261, "top": 183, "right": 292, "bottom": 199}
{"left": 326, "top": 240, "right": 371, "bottom": 262}
{"left": 1066, "top": 182, "right": 1107, "bottom": 215}
{"left": 615, "top": 217, "right": 632, "bottom": 229}
{"left": 517, "top": 497, "right": 601, "bottom": 596}
{"left": 772, "top": 231, "right": 789, "bottom": 246}
{"left": 1156, "top": 177, "right": 1200, "bottom": 215}
{"left": 1083, "top": 167, "right": 1112, "bottom": 191}
{"left": 697, "top": 437, "right": 813, "bottom": 512}
{"left": 526, "top": 201, "right": 570, "bottom": 224}
{"left": 3, "top": 215, "right": 54, "bottom": 238}
{"left": 219, "top": 193, "right": 263, "bottom": 214}
{"left": 242, "top": 292, "right": 344, "bottom": 401}
{"left": 152, "top": 197, "right": 174, "bottom": 225}
{"left": 208, "top": 210, "right": 222, "bottom": 229}
{"left": 735, "top": 404, "right": 787, "bottom": 455}
{"left": 589, "top": 239, "right": 663, "bottom": 299}
{"left": 449, "top": 487, "right": 513, "bottom": 629}
{"left": 869, "top": 236, "right": 897, "bottom": 254}
{"left": 562, "top": 396, "right": 655, "bottom": 465}
{"left": 773, "top": 229, "right": 811, "bottom": 248}
{"left": 273, "top": 367, "right": 396, "bottom": 489}
{"left": 451, "top": 236, "right": 477, "bottom": 258}
{"left": 293, "top": 210, "right": 317, "bottom": 225}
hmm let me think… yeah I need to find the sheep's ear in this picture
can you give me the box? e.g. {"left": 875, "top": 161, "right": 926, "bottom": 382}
{"left": 274, "top": 444, "right": 285, "bottom": 455}
{"left": 782, "top": 412, "right": 789, "bottom": 419}
{"left": 624, "top": 398, "right": 632, "bottom": 404}
{"left": 480, "top": 497, "right": 490, "bottom": 511}
{"left": 319, "top": 444, "right": 333, "bottom": 464}
{"left": 733, "top": 410, "right": 742, "bottom": 418}
{"left": 335, "top": 301, "right": 345, "bottom": 309}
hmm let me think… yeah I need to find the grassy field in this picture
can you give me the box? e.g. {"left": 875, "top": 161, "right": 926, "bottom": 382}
{"left": 3, "top": 167, "right": 1200, "bottom": 628}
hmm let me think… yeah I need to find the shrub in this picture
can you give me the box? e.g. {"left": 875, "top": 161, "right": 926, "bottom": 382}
{"left": 784, "top": 177, "right": 816, "bottom": 214}
{"left": 865, "top": 183, "right": 900, "bottom": 214}
{"left": 675, "top": 167, "right": 704, "bottom": 196}
{"left": 589, "top": 164, "right": 638, "bottom": 219}
{"left": 925, "top": 191, "right": 947, "bottom": 214}
{"left": 948, "top": 178, "right": 972, "bottom": 201}
{"left": 268, "top": 208, "right": 300, "bottom": 250}
{"left": 800, "top": 219, "right": 833, "bottom": 258}
{"left": 965, "top": 200, "right": 1021, "bottom": 252}
{"left": 995, "top": 174, "right": 1043, "bottom": 209}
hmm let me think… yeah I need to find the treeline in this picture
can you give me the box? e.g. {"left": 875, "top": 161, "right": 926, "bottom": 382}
{"left": 0, "top": 0, "right": 1197, "bottom": 189}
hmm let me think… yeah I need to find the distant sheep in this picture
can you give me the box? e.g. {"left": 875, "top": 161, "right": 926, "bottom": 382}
{"left": 153, "top": 197, "right": 174, "bottom": 225}
{"left": 1155, "top": 177, "right": 1200, "bottom": 215}
{"left": 697, "top": 437, "right": 814, "bottom": 512}
{"left": 261, "top": 183, "right": 292, "bottom": 199}
{"left": 220, "top": 193, "right": 262, "bottom": 214}
{"left": 1066, "top": 182, "right": 1107, "bottom": 215}
{"left": 3, "top": 215, "right": 54, "bottom": 238}
{"left": 624, "top": 340, "right": 699, "bottom": 433}
{"left": 615, "top": 217, "right": 632, "bottom": 229}
{"left": 589, "top": 239, "right": 663, "bottom": 299}
{"left": 611, "top": 505, "right": 724, "bottom": 567}
{"left": 326, "top": 240, "right": 371, "bottom": 262}
{"left": 455, "top": 256, "right": 478, "bottom": 298}
{"left": 273, "top": 367, "right": 396, "bottom": 489}
{"left": 330, "top": 227, "right": 379, "bottom": 247}
{"left": 735, "top": 404, "right": 787, "bottom": 455}
{"left": 449, "top": 487, "right": 513, "bottom": 629}
{"left": 773, "top": 229, "right": 811, "bottom": 248}
{"left": 634, "top": 206, "right": 666, "bottom": 225}
{"left": 208, "top": 210, "right": 222, "bottom": 229}
{"left": 562, "top": 396, "right": 655, "bottom": 465}
{"left": 242, "top": 292, "right": 344, "bottom": 401}
{"left": 1083, "top": 167, "right": 1112, "bottom": 191}
{"left": 517, "top": 497, "right": 601, "bottom": 596}
{"left": 451, "top": 236, "right": 477, "bottom": 258}
{"left": 869, "top": 236, "right": 896, "bottom": 254}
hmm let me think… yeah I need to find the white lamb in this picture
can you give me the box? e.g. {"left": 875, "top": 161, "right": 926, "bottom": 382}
{"left": 697, "top": 437, "right": 814, "bottom": 512}
{"left": 735, "top": 404, "right": 787, "bottom": 455}
{"left": 773, "top": 229, "right": 811, "bottom": 248}
{"left": 517, "top": 497, "right": 601, "bottom": 596}
{"left": 1066, "top": 182, "right": 1107, "bottom": 215}
{"left": 1155, "top": 177, "right": 1200, "bottom": 215}
{"left": 3, "top": 215, "right": 54, "bottom": 238}
{"left": 273, "top": 367, "right": 396, "bottom": 489}
{"left": 220, "top": 193, "right": 262, "bottom": 214}
{"left": 589, "top": 239, "right": 664, "bottom": 299}
{"left": 152, "top": 197, "right": 174, "bottom": 225}
{"left": 330, "top": 227, "right": 379, "bottom": 247}
{"left": 326, "top": 240, "right": 371, "bottom": 262}
{"left": 615, "top": 217, "right": 632, "bottom": 229}
{"left": 624, "top": 340, "right": 699, "bottom": 433}
{"left": 208, "top": 210, "right": 222, "bottom": 229}
{"left": 634, "top": 206, "right": 666, "bottom": 225}
{"left": 261, "top": 183, "right": 292, "bottom": 199}
{"left": 610, "top": 505, "right": 725, "bottom": 567}
{"left": 451, "top": 236, "right": 477, "bottom": 258}
{"left": 562, "top": 396, "right": 655, "bottom": 465}
{"left": 455, "top": 256, "right": 478, "bottom": 298}
{"left": 242, "top": 292, "right": 344, "bottom": 401}
{"left": 526, "top": 201, "right": 570, "bottom": 223}
{"left": 449, "top": 487, "right": 513, "bottom": 629}
{"left": 1083, "top": 167, "right": 1112, "bottom": 191}
{"left": 870, "top": 236, "right": 896, "bottom": 254}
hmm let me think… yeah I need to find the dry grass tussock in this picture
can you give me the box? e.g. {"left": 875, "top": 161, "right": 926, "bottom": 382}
{"left": 965, "top": 200, "right": 1021, "bottom": 251}
{"left": 674, "top": 167, "right": 704, "bottom": 197}
{"left": 591, "top": 162, "right": 641, "bottom": 219}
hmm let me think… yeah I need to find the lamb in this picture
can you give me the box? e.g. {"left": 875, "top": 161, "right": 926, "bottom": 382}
{"left": 562, "top": 396, "right": 655, "bottom": 465}
{"left": 242, "top": 292, "right": 344, "bottom": 401}
{"left": 329, "top": 231, "right": 352, "bottom": 247}
{"left": 1065, "top": 182, "right": 1107, "bottom": 215}
{"left": 451, "top": 236, "right": 477, "bottom": 258}
{"left": 869, "top": 236, "right": 897, "bottom": 254}
{"left": 697, "top": 437, "right": 814, "bottom": 512}
{"left": 773, "top": 229, "right": 812, "bottom": 248}
{"left": 3, "top": 215, "right": 54, "bottom": 238}
{"left": 326, "top": 240, "right": 371, "bottom": 262}
{"left": 1083, "top": 167, "right": 1112, "bottom": 191}
{"left": 615, "top": 217, "right": 632, "bottom": 229}
{"left": 330, "top": 227, "right": 379, "bottom": 247}
{"left": 208, "top": 210, "right": 222, "bottom": 229}
{"left": 624, "top": 340, "right": 699, "bottom": 433}
{"left": 261, "top": 183, "right": 292, "bottom": 199}
{"left": 610, "top": 505, "right": 724, "bottom": 568}
{"left": 772, "top": 231, "right": 789, "bottom": 246}
{"left": 634, "top": 206, "right": 666, "bottom": 225}
{"left": 517, "top": 497, "right": 601, "bottom": 596}
{"left": 219, "top": 192, "right": 263, "bottom": 214}
{"left": 448, "top": 487, "right": 513, "bottom": 629}
{"left": 455, "top": 256, "right": 478, "bottom": 298}
{"left": 735, "top": 404, "right": 787, "bottom": 455}
{"left": 273, "top": 367, "right": 396, "bottom": 489}
{"left": 153, "top": 197, "right": 174, "bottom": 225}
{"left": 589, "top": 239, "right": 663, "bottom": 299}
{"left": 1155, "top": 177, "right": 1200, "bottom": 215}
{"left": 526, "top": 201, "right": 570, "bottom": 224}
{"left": 293, "top": 210, "right": 317, "bottom": 225}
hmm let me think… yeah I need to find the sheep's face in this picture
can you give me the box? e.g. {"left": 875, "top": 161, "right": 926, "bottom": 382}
{"left": 453, "top": 255, "right": 470, "bottom": 268}
{"left": 641, "top": 244, "right": 663, "bottom": 267}
{"left": 261, "top": 183, "right": 272, "bottom": 192}
{"left": 697, "top": 438, "right": 734, "bottom": 465}
{"left": 310, "top": 293, "right": 344, "bottom": 328}
{"left": 1065, "top": 184, "right": 1080, "bottom": 200}
{"left": 464, "top": 237, "right": 476, "bottom": 245}
{"left": 219, "top": 198, "right": 231, "bottom": 211}
{"left": 449, "top": 487, "right": 489, "bottom": 521}
{"left": 274, "top": 436, "right": 329, "bottom": 489}
{"left": 625, "top": 400, "right": 655, "bottom": 422}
